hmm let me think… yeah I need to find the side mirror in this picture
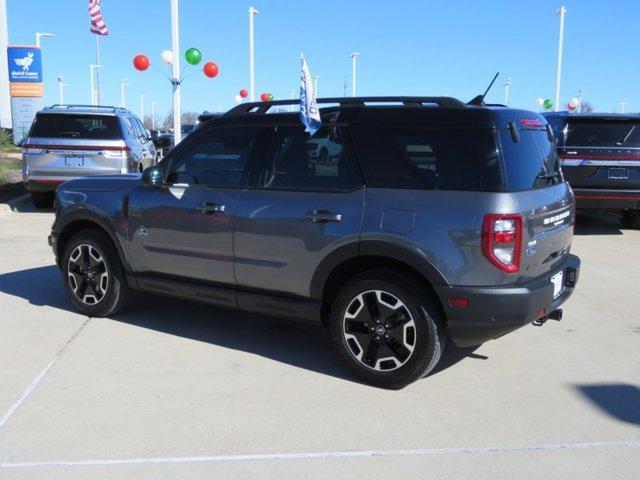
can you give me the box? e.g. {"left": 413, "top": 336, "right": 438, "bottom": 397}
{"left": 141, "top": 165, "right": 163, "bottom": 188}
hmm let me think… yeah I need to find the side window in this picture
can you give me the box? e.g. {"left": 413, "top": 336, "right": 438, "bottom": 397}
{"left": 121, "top": 117, "right": 136, "bottom": 139}
{"left": 134, "top": 118, "right": 148, "bottom": 139}
{"left": 131, "top": 118, "right": 145, "bottom": 140}
{"left": 262, "top": 125, "right": 360, "bottom": 191}
{"left": 166, "top": 127, "right": 261, "bottom": 187}
{"left": 350, "top": 125, "right": 502, "bottom": 192}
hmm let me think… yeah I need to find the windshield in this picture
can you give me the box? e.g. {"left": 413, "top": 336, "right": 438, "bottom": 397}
{"left": 498, "top": 129, "right": 562, "bottom": 191}
{"left": 565, "top": 120, "right": 640, "bottom": 148}
{"left": 29, "top": 114, "right": 121, "bottom": 140}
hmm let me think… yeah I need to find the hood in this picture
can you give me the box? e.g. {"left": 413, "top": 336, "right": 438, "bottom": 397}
{"left": 57, "top": 174, "right": 142, "bottom": 193}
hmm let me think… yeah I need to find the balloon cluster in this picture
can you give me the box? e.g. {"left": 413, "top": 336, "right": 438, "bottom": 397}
{"left": 133, "top": 48, "right": 219, "bottom": 78}
{"left": 260, "top": 92, "right": 274, "bottom": 102}
{"left": 536, "top": 98, "right": 553, "bottom": 110}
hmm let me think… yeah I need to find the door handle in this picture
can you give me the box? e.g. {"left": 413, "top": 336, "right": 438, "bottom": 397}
{"left": 306, "top": 209, "right": 342, "bottom": 223}
{"left": 199, "top": 202, "right": 226, "bottom": 214}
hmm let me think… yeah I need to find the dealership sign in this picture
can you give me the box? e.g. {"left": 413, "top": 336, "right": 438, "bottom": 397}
{"left": 7, "top": 46, "right": 44, "bottom": 143}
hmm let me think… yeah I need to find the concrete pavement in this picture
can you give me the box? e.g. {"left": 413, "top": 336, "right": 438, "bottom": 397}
{"left": 0, "top": 195, "right": 638, "bottom": 479}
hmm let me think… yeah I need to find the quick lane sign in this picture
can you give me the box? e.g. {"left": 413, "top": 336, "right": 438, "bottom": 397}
{"left": 7, "top": 46, "right": 43, "bottom": 97}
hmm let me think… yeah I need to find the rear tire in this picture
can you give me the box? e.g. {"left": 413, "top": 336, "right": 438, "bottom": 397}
{"left": 329, "top": 269, "right": 445, "bottom": 389}
{"left": 621, "top": 211, "right": 640, "bottom": 229}
{"left": 61, "top": 229, "right": 132, "bottom": 317}
{"left": 30, "top": 191, "right": 54, "bottom": 209}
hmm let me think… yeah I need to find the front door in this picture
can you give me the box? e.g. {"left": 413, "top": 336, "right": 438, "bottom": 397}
{"left": 234, "top": 124, "right": 364, "bottom": 300}
{"left": 128, "top": 125, "right": 270, "bottom": 286}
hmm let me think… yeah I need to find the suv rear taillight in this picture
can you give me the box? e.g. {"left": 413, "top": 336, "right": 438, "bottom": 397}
{"left": 482, "top": 214, "right": 523, "bottom": 273}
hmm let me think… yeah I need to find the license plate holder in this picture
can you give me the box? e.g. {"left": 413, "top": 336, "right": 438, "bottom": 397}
{"left": 551, "top": 271, "right": 564, "bottom": 299}
{"left": 65, "top": 156, "right": 84, "bottom": 167}
{"left": 608, "top": 167, "right": 628, "bottom": 179}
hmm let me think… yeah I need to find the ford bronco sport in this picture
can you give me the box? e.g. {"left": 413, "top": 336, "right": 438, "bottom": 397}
{"left": 49, "top": 97, "right": 580, "bottom": 388}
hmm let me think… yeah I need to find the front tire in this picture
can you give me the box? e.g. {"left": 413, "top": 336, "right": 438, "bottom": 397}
{"left": 61, "top": 229, "right": 132, "bottom": 317}
{"left": 621, "top": 210, "right": 640, "bottom": 229}
{"left": 329, "top": 269, "right": 445, "bottom": 389}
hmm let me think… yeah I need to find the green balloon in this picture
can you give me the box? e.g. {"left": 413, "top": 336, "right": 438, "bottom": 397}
{"left": 185, "top": 48, "right": 202, "bottom": 65}
{"left": 543, "top": 99, "right": 553, "bottom": 110}
{"left": 268, "top": 93, "right": 274, "bottom": 101}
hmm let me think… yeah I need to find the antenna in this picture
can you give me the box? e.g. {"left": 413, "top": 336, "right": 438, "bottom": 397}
{"left": 468, "top": 72, "right": 500, "bottom": 106}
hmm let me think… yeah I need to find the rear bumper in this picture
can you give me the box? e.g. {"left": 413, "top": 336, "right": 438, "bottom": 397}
{"left": 436, "top": 254, "right": 581, "bottom": 347}
{"left": 574, "top": 188, "right": 640, "bottom": 211}
{"left": 24, "top": 172, "right": 122, "bottom": 192}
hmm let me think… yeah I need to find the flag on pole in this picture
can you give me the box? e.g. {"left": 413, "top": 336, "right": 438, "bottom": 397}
{"left": 299, "top": 54, "right": 321, "bottom": 136}
{"left": 88, "top": 0, "right": 109, "bottom": 35}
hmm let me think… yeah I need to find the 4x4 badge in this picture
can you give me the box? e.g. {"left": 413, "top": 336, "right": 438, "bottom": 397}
{"left": 136, "top": 226, "right": 148, "bottom": 238}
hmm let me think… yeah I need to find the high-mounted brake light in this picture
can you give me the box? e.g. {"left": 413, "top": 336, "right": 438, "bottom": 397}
{"left": 482, "top": 214, "right": 523, "bottom": 273}
{"left": 520, "top": 118, "right": 543, "bottom": 127}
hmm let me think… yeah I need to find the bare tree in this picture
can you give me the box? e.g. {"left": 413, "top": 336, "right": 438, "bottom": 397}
{"left": 579, "top": 102, "right": 594, "bottom": 113}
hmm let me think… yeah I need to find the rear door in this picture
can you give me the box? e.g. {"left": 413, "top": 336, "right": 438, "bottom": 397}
{"left": 234, "top": 124, "right": 364, "bottom": 299}
{"left": 559, "top": 117, "right": 640, "bottom": 189}
{"left": 497, "top": 127, "right": 574, "bottom": 284}
{"left": 25, "top": 113, "right": 127, "bottom": 176}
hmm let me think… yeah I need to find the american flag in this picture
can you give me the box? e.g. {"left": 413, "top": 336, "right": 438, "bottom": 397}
{"left": 88, "top": 0, "right": 109, "bottom": 35}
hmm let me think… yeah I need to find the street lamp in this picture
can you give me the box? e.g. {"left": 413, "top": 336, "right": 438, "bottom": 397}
{"left": 170, "top": 0, "right": 182, "bottom": 143}
{"left": 349, "top": 52, "right": 359, "bottom": 97}
{"left": 619, "top": 100, "right": 629, "bottom": 114}
{"left": 248, "top": 6, "right": 259, "bottom": 102}
{"left": 57, "top": 76, "right": 69, "bottom": 105}
{"left": 140, "top": 94, "right": 147, "bottom": 122}
{"left": 89, "top": 64, "right": 102, "bottom": 106}
{"left": 503, "top": 77, "right": 513, "bottom": 106}
{"left": 35, "top": 32, "right": 54, "bottom": 48}
{"left": 151, "top": 100, "right": 158, "bottom": 130}
{"left": 554, "top": 6, "right": 567, "bottom": 112}
{"left": 313, "top": 75, "right": 319, "bottom": 97}
{"left": 120, "top": 78, "right": 130, "bottom": 108}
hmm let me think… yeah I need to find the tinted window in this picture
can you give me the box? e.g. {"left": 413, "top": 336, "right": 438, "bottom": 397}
{"left": 133, "top": 118, "right": 147, "bottom": 139}
{"left": 121, "top": 117, "right": 136, "bottom": 139}
{"left": 351, "top": 126, "right": 503, "bottom": 191}
{"left": 565, "top": 120, "right": 640, "bottom": 148}
{"left": 30, "top": 114, "right": 121, "bottom": 140}
{"left": 498, "top": 129, "right": 562, "bottom": 191}
{"left": 262, "top": 125, "right": 360, "bottom": 191}
{"left": 166, "top": 127, "right": 262, "bottom": 187}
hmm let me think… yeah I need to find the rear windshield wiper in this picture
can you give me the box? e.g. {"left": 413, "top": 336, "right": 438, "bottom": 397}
{"left": 616, "top": 124, "right": 637, "bottom": 146}
{"left": 536, "top": 168, "right": 562, "bottom": 184}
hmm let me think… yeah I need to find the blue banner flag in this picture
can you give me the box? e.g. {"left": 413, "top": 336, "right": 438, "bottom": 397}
{"left": 299, "top": 54, "right": 321, "bottom": 136}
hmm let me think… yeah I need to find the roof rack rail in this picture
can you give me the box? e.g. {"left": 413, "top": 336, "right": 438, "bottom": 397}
{"left": 46, "top": 104, "right": 130, "bottom": 113}
{"left": 225, "top": 96, "right": 466, "bottom": 115}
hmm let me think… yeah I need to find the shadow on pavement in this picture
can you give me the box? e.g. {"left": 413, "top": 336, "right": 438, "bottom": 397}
{"left": 574, "top": 213, "right": 622, "bottom": 236}
{"left": 4, "top": 193, "right": 54, "bottom": 213}
{"left": 0, "top": 265, "right": 482, "bottom": 385}
{"left": 574, "top": 383, "right": 640, "bottom": 426}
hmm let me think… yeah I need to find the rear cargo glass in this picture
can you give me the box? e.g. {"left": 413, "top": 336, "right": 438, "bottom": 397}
{"left": 564, "top": 120, "right": 640, "bottom": 148}
{"left": 29, "top": 114, "right": 121, "bottom": 140}
{"left": 350, "top": 126, "right": 504, "bottom": 192}
{"left": 498, "top": 129, "right": 562, "bottom": 191}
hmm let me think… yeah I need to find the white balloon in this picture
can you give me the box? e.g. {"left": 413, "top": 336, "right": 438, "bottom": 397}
{"left": 161, "top": 50, "right": 173, "bottom": 65}
{"left": 568, "top": 97, "right": 579, "bottom": 108}
{"left": 234, "top": 94, "right": 243, "bottom": 103}
{"left": 536, "top": 97, "right": 544, "bottom": 106}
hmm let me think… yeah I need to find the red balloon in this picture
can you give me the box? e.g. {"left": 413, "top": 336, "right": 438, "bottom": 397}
{"left": 567, "top": 103, "right": 576, "bottom": 111}
{"left": 260, "top": 92, "right": 270, "bottom": 102}
{"left": 203, "top": 62, "right": 219, "bottom": 78}
{"left": 133, "top": 54, "right": 150, "bottom": 71}
{"left": 239, "top": 89, "right": 248, "bottom": 98}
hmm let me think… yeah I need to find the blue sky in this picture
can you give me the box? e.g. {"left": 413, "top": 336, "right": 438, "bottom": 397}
{"left": 5, "top": 0, "right": 639, "bottom": 120}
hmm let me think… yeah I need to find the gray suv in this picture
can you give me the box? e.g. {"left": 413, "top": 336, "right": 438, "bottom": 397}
{"left": 22, "top": 105, "right": 156, "bottom": 208}
{"left": 49, "top": 97, "right": 580, "bottom": 388}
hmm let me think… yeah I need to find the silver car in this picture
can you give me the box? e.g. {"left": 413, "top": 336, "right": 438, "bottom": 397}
{"left": 22, "top": 105, "right": 156, "bottom": 208}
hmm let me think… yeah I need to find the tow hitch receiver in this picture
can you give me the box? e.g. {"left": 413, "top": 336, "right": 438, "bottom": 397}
{"left": 533, "top": 308, "right": 563, "bottom": 327}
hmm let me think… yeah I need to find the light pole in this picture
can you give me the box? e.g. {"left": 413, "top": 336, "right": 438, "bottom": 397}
{"left": 619, "top": 100, "right": 629, "bottom": 114}
{"left": 35, "top": 32, "right": 54, "bottom": 48}
{"left": 503, "top": 77, "right": 513, "bottom": 106}
{"left": 140, "top": 94, "right": 147, "bottom": 121}
{"left": 554, "top": 6, "right": 566, "bottom": 112}
{"left": 120, "top": 78, "right": 130, "bottom": 108}
{"left": 248, "top": 6, "right": 259, "bottom": 102}
{"left": 57, "top": 76, "right": 69, "bottom": 104}
{"left": 313, "top": 75, "right": 319, "bottom": 97}
{"left": 171, "top": 0, "right": 182, "bottom": 143}
{"left": 151, "top": 101, "right": 158, "bottom": 129}
{"left": 349, "top": 52, "right": 359, "bottom": 97}
{"left": 576, "top": 88, "right": 585, "bottom": 113}
{"left": 89, "top": 64, "right": 102, "bottom": 105}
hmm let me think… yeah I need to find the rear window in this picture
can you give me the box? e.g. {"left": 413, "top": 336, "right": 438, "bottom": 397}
{"left": 564, "top": 120, "right": 640, "bottom": 148}
{"left": 29, "top": 114, "right": 121, "bottom": 140}
{"left": 498, "top": 129, "right": 561, "bottom": 191}
{"left": 350, "top": 126, "right": 504, "bottom": 192}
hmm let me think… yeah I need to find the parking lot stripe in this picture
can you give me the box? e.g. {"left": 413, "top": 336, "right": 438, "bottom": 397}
{"left": 0, "top": 318, "right": 91, "bottom": 430}
{"left": 1, "top": 441, "right": 639, "bottom": 468}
